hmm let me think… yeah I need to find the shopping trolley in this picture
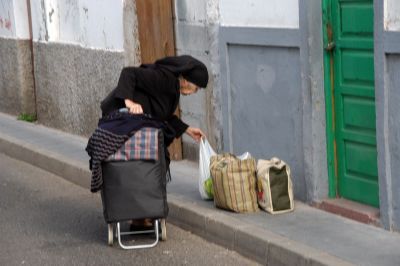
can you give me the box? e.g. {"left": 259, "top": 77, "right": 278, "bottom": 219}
{"left": 100, "top": 128, "right": 168, "bottom": 249}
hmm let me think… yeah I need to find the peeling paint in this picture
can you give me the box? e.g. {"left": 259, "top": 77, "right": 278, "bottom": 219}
{"left": 123, "top": 0, "right": 141, "bottom": 66}
{"left": 40, "top": 0, "right": 49, "bottom": 41}
{"left": 49, "top": 8, "right": 54, "bottom": 23}
{"left": 83, "top": 6, "right": 88, "bottom": 18}
{"left": 4, "top": 17, "right": 11, "bottom": 30}
{"left": 19, "top": 0, "right": 122, "bottom": 49}
{"left": 102, "top": 17, "right": 108, "bottom": 49}
{"left": 0, "top": 10, "right": 13, "bottom": 32}
{"left": 385, "top": 0, "right": 400, "bottom": 31}
{"left": 0, "top": 0, "right": 10, "bottom": 32}
{"left": 0, "top": 0, "right": 31, "bottom": 38}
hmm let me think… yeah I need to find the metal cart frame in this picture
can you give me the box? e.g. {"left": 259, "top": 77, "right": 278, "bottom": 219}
{"left": 106, "top": 219, "right": 167, "bottom": 249}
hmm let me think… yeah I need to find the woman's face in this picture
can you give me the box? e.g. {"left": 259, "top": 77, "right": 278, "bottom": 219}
{"left": 180, "top": 79, "right": 199, "bottom": 96}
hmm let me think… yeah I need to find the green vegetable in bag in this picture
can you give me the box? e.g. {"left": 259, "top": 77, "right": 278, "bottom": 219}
{"left": 204, "top": 178, "right": 214, "bottom": 198}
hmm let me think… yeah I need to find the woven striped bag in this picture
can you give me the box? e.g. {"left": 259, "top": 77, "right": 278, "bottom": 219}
{"left": 210, "top": 153, "right": 259, "bottom": 213}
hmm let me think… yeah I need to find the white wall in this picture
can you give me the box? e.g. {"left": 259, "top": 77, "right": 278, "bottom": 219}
{"left": 0, "top": 0, "right": 29, "bottom": 38}
{"left": 0, "top": 0, "right": 14, "bottom": 37}
{"left": 385, "top": 0, "right": 400, "bottom": 31}
{"left": 78, "top": 0, "right": 123, "bottom": 50}
{"left": 219, "top": 0, "right": 299, "bottom": 28}
{"left": 175, "top": 0, "right": 207, "bottom": 25}
{"left": 30, "top": 0, "right": 124, "bottom": 50}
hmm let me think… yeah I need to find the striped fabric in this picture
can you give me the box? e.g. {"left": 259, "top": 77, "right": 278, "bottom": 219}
{"left": 210, "top": 153, "right": 259, "bottom": 213}
{"left": 106, "top": 127, "right": 159, "bottom": 162}
{"left": 85, "top": 127, "right": 129, "bottom": 193}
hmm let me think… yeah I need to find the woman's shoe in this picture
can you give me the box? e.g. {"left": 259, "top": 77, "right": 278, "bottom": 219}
{"left": 130, "top": 218, "right": 153, "bottom": 231}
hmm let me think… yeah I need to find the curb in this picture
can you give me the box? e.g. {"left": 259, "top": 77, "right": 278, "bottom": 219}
{"left": 0, "top": 132, "right": 90, "bottom": 189}
{"left": 0, "top": 132, "right": 353, "bottom": 266}
{"left": 168, "top": 194, "right": 353, "bottom": 266}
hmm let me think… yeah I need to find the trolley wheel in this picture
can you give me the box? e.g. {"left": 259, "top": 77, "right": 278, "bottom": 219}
{"left": 160, "top": 219, "right": 167, "bottom": 241}
{"left": 107, "top": 223, "right": 114, "bottom": 246}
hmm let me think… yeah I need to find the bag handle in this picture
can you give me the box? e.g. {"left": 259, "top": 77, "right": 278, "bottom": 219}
{"left": 271, "top": 157, "right": 281, "bottom": 165}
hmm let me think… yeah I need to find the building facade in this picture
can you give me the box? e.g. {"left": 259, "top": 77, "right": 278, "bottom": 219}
{"left": 1, "top": 0, "right": 399, "bottom": 231}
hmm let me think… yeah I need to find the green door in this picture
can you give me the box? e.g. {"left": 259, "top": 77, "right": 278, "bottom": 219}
{"left": 325, "top": 0, "right": 379, "bottom": 207}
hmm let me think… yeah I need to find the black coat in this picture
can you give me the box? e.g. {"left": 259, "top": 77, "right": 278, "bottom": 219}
{"left": 101, "top": 65, "right": 188, "bottom": 138}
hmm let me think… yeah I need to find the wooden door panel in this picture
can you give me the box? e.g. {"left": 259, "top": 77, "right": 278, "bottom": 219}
{"left": 341, "top": 50, "right": 374, "bottom": 85}
{"left": 136, "top": 0, "right": 183, "bottom": 160}
{"left": 344, "top": 141, "right": 378, "bottom": 178}
{"left": 341, "top": 4, "right": 373, "bottom": 36}
{"left": 136, "top": 0, "right": 175, "bottom": 63}
{"left": 342, "top": 96, "right": 376, "bottom": 130}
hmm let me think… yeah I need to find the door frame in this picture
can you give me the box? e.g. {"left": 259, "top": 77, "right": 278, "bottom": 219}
{"left": 322, "top": 0, "right": 378, "bottom": 203}
{"left": 322, "top": 0, "right": 338, "bottom": 198}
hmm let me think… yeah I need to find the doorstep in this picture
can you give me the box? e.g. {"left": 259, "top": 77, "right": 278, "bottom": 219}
{"left": 313, "top": 198, "right": 380, "bottom": 227}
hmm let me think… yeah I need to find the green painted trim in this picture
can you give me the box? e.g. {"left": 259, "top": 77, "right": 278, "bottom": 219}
{"left": 322, "top": 0, "right": 337, "bottom": 198}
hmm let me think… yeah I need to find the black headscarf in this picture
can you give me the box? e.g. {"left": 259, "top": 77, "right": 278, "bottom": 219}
{"left": 152, "top": 55, "right": 209, "bottom": 88}
{"left": 101, "top": 55, "right": 208, "bottom": 138}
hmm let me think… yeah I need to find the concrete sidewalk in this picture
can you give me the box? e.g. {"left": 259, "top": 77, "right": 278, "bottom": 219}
{"left": 1, "top": 112, "right": 399, "bottom": 266}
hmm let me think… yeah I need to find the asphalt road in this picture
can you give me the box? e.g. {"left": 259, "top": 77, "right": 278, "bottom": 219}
{"left": 0, "top": 153, "right": 258, "bottom": 266}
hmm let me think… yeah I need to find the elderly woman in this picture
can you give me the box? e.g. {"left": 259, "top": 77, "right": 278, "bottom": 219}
{"left": 101, "top": 55, "right": 208, "bottom": 143}
{"left": 99, "top": 55, "right": 209, "bottom": 229}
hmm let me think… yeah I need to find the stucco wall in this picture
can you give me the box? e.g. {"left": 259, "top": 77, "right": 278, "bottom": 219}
{"left": 0, "top": 0, "right": 15, "bottom": 37}
{"left": 217, "top": 0, "right": 327, "bottom": 202}
{"left": 222, "top": 42, "right": 307, "bottom": 200}
{"left": 25, "top": 0, "right": 138, "bottom": 136}
{"left": 33, "top": 42, "right": 123, "bottom": 136}
{"left": 0, "top": 38, "right": 35, "bottom": 115}
{"left": 302, "top": 0, "right": 328, "bottom": 202}
{"left": 219, "top": 0, "right": 299, "bottom": 28}
{"left": 375, "top": 0, "right": 400, "bottom": 230}
{"left": 30, "top": 0, "right": 123, "bottom": 49}
{"left": 0, "top": 0, "right": 35, "bottom": 116}
{"left": 386, "top": 56, "right": 400, "bottom": 230}
{"left": 174, "top": 0, "right": 220, "bottom": 160}
{"left": 175, "top": 0, "right": 304, "bottom": 161}
{"left": 0, "top": 0, "right": 136, "bottom": 133}
{"left": 174, "top": 0, "right": 328, "bottom": 202}
{"left": 384, "top": 0, "right": 400, "bottom": 31}
{"left": 0, "top": 0, "right": 30, "bottom": 38}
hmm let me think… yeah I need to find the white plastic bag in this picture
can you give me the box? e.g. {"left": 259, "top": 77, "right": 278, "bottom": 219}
{"left": 237, "top": 151, "right": 251, "bottom": 160}
{"left": 199, "top": 137, "right": 216, "bottom": 200}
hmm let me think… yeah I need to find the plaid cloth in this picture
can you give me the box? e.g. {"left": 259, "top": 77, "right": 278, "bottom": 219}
{"left": 106, "top": 127, "right": 159, "bottom": 162}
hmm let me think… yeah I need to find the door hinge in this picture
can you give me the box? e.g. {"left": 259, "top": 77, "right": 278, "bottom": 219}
{"left": 325, "top": 41, "right": 336, "bottom": 51}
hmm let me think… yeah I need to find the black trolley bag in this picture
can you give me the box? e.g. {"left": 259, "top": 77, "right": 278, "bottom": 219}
{"left": 101, "top": 129, "right": 168, "bottom": 249}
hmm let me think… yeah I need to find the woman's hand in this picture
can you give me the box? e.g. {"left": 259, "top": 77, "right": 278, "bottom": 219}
{"left": 185, "top": 127, "right": 205, "bottom": 142}
{"left": 125, "top": 99, "right": 143, "bottom": 114}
